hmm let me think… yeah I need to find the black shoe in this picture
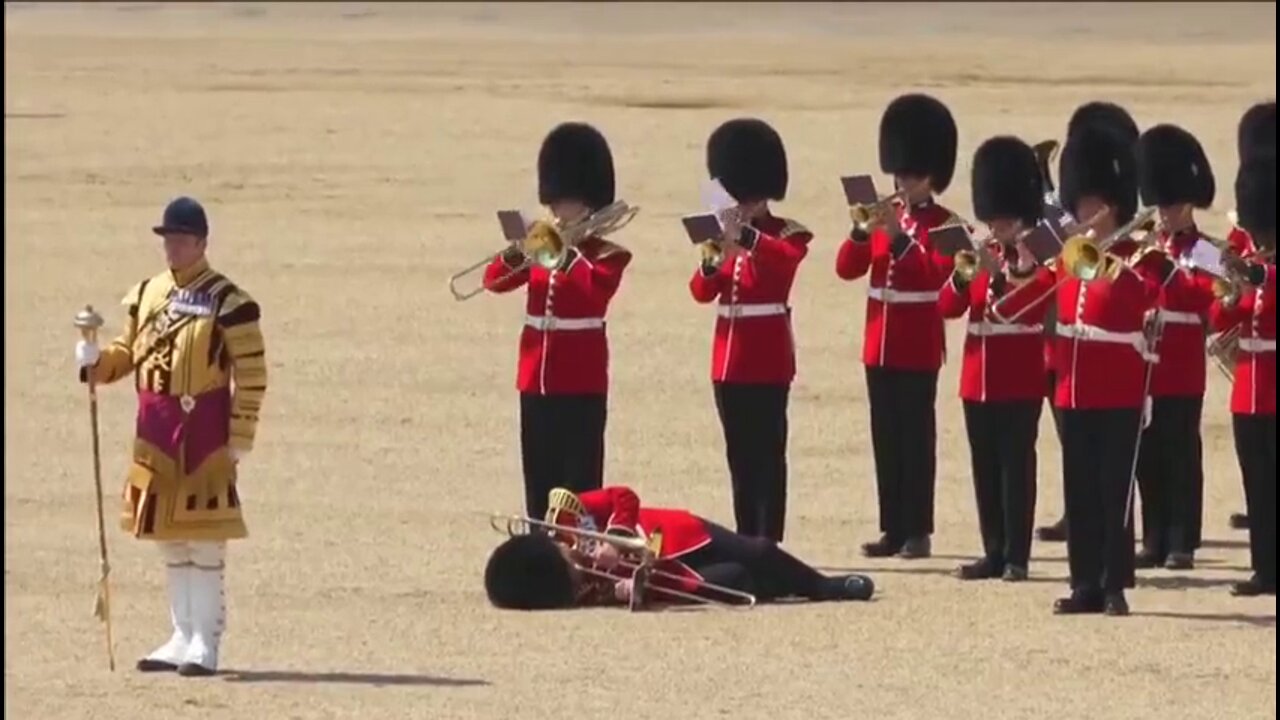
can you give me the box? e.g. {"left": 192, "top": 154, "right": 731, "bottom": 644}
{"left": 955, "top": 557, "right": 1003, "bottom": 580}
{"left": 1002, "top": 565, "right": 1029, "bottom": 582}
{"left": 1036, "top": 517, "right": 1067, "bottom": 543}
{"left": 1165, "top": 552, "right": 1194, "bottom": 571}
{"left": 1229, "top": 513, "right": 1249, "bottom": 530}
{"left": 861, "top": 535, "right": 903, "bottom": 558}
{"left": 1053, "top": 591, "right": 1104, "bottom": 615}
{"left": 824, "top": 574, "right": 875, "bottom": 601}
{"left": 1104, "top": 593, "right": 1130, "bottom": 617}
{"left": 898, "top": 536, "right": 932, "bottom": 559}
{"left": 136, "top": 658, "right": 178, "bottom": 673}
{"left": 1230, "top": 576, "right": 1277, "bottom": 597}
{"left": 176, "top": 662, "right": 216, "bottom": 677}
{"left": 1135, "top": 547, "right": 1165, "bottom": 569}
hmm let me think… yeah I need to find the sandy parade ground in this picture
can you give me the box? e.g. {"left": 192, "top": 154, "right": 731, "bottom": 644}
{"left": 4, "top": 3, "right": 1277, "bottom": 719}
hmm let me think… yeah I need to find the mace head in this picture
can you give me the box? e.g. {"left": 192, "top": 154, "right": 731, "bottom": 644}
{"left": 74, "top": 305, "right": 104, "bottom": 332}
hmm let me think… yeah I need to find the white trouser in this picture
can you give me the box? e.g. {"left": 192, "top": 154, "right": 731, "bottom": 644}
{"left": 151, "top": 541, "right": 226, "bottom": 671}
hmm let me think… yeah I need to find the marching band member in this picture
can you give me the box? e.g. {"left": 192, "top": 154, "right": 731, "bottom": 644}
{"left": 1132, "top": 124, "right": 1218, "bottom": 570}
{"left": 483, "top": 123, "right": 633, "bottom": 521}
{"left": 1210, "top": 153, "right": 1276, "bottom": 597}
{"left": 689, "top": 118, "right": 812, "bottom": 542}
{"left": 939, "top": 137, "right": 1055, "bottom": 582}
{"left": 1036, "top": 101, "right": 1141, "bottom": 544}
{"left": 74, "top": 197, "right": 268, "bottom": 675}
{"left": 484, "top": 486, "right": 875, "bottom": 608}
{"left": 836, "top": 94, "right": 959, "bottom": 559}
{"left": 1225, "top": 101, "right": 1274, "bottom": 532}
{"left": 1052, "top": 125, "right": 1165, "bottom": 617}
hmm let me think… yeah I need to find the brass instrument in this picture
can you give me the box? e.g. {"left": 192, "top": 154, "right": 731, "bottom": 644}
{"left": 849, "top": 189, "right": 907, "bottom": 228}
{"left": 1033, "top": 138, "right": 1060, "bottom": 192}
{"left": 1058, "top": 206, "right": 1160, "bottom": 282}
{"left": 986, "top": 206, "right": 1112, "bottom": 323}
{"left": 1207, "top": 326, "right": 1241, "bottom": 384}
{"left": 448, "top": 200, "right": 640, "bottom": 301}
{"left": 951, "top": 223, "right": 1034, "bottom": 285}
{"left": 488, "top": 512, "right": 758, "bottom": 610}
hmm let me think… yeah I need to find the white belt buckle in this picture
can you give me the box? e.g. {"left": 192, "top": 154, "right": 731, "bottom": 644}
{"left": 179, "top": 395, "right": 196, "bottom": 414}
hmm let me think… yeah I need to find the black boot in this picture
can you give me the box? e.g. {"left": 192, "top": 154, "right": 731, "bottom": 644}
{"left": 1165, "top": 552, "right": 1194, "bottom": 570}
{"left": 136, "top": 658, "right": 178, "bottom": 673}
{"left": 861, "top": 534, "right": 903, "bottom": 558}
{"left": 1053, "top": 589, "right": 1104, "bottom": 615}
{"left": 955, "top": 557, "right": 1003, "bottom": 580}
{"left": 1104, "top": 592, "right": 1130, "bottom": 617}
{"left": 1135, "top": 546, "right": 1164, "bottom": 569}
{"left": 1230, "top": 575, "right": 1277, "bottom": 597}
{"left": 1036, "top": 516, "right": 1067, "bottom": 543}
{"left": 898, "top": 536, "right": 932, "bottom": 559}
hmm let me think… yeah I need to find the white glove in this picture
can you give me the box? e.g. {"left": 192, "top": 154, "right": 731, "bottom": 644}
{"left": 229, "top": 447, "right": 248, "bottom": 464}
{"left": 75, "top": 340, "right": 100, "bottom": 368}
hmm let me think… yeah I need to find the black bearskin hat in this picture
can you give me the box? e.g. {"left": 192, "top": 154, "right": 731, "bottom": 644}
{"left": 879, "top": 94, "right": 958, "bottom": 192}
{"left": 1237, "top": 101, "right": 1276, "bottom": 160}
{"left": 1066, "top": 101, "right": 1139, "bottom": 145}
{"left": 1138, "top": 124, "right": 1215, "bottom": 209}
{"left": 1235, "top": 152, "right": 1276, "bottom": 240}
{"left": 537, "top": 122, "right": 616, "bottom": 211}
{"left": 706, "top": 118, "right": 788, "bottom": 203}
{"left": 1059, "top": 124, "right": 1139, "bottom": 225}
{"left": 484, "top": 534, "right": 576, "bottom": 610}
{"left": 971, "top": 136, "right": 1044, "bottom": 229}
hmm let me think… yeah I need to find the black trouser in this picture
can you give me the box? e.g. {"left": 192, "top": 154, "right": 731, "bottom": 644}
{"left": 713, "top": 383, "right": 789, "bottom": 542}
{"left": 1234, "top": 414, "right": 1277, "bottom": 584}
{"left": 1136, "top": 396, "right": 1205, "bottom": 558}
{"left": 681, "top": 521, "right": 827, "bottom": 601}
{"left": 963, "top": 400, "right": 1041, "bottom": 570}
{"left": 866, "top": 367, "right": 939, "bottom": 541}
{"left": 1061, "top": 408, "right": 1139, "bottom": 594}
{"left": 519, "top": 393, "right": 607, "bottom": 520}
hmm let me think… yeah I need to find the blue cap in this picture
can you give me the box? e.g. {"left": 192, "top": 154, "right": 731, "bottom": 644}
{"left": 152, "top": 196, "right": 209, "bottom": 237}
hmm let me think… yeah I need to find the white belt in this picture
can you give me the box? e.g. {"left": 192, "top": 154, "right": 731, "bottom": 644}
{"left": 1056, "top": 323, "right": 1144, "bottom": 350}
{"left": 524, "top": 315, "right": 604, "bottom": 331}
{"left": 1239, "top": 337, "right": 1277, "bottom": 353}
{"left": 1156, "top": 310, "right": 1202, "bottom": 326}
{"left": 717, "top": 303, "right": 788, "bottom": 319}
{"left": 967, "top": 322, "right": 1044, "bottom": 337}
{"left": 868, "top": 287, "right": 939, "bottom": 304}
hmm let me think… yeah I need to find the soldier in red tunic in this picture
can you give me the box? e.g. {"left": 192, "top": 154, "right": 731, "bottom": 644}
{"left": 689, "top": 119, "right": 812, "bottom": 542}
{"left": 1036, "top": 101, "right": 1141, "bottom": 545}
{"left": 836, "top": 94, "right": 959, "bottom": 560}
{"left": 940, "top": 137, "right": 1055, "bottom": 582}
{"left": 1130, "top": 125, "right": 1218, "bottom": 570}
{"left": 483, "top": 486, "right": 875, "bottom": 608}
{"left": 1211, "top": 154, "right": 1276, "bottom": 596}
{"left": 1224, "top": 101, "right": 1274, "bottom": 532}
{"left": 482, "top": 123, "right": 633, "bottom": 520}
{"left": 1051, "top": 124, "right": 1166, "bottom": 617}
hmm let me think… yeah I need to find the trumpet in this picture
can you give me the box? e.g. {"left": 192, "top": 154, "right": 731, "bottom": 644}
{"left": 951, "top": 222, "right": 1036, "bottom": 285}
{"left": 849, "top": 189, "right": 907, "bottom": 228}
{"left": 448, "top": 200, "right": 639, "bottom": 301}
{"left": 1208, "top": 246, "right": 1275, "bottom": 302}
{"left": 488, "top": 513, "right": 757, "bottom": 610}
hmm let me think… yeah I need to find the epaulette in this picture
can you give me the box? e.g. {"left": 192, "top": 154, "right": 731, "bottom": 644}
{"left": 778, "top": 217, "right": 811, "bottom": 239}
{"left": 592, "top": 239, "right": 631, "bottom": 260}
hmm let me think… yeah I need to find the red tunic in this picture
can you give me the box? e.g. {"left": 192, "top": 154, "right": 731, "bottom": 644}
{"left": 688, "top": 215, "right": 812, "bottom": 384}
{"left": 1209, "top": 263, "right": 1277, "bottom": 415}
{"left": 1148, "top": 228, "right": 1216, "bottom": 398}
{"left": 1053, "top": 240, "right": 1163, "bottom": 410}
{"left": 484, "top": 237, "right": 631, "bottom": 395}
{"left": 835, "top": 202, "right": 956, "bottom": 371}
{"left": 567, "top": 486, "right": 715, "bottom": 596}
{"left": 938, "top": 245, "right": 1056, "bottom": 403}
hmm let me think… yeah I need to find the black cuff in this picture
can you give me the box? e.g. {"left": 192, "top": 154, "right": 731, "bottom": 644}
{"left": 849, "top": 227, "right": 871, "bottom": 244}
{"left": 890, "top": 233, "right": 911, "bottom": 259}
{"left": 1158, "top": 257, "right": 1177, "bottom": 284}
{"left": 1007, "top": 263, "right": 1036, "bottom": 281}
{"left": 700, "top": 262, "right": 719, "bottom": 277}
{"left": 1247, "top": 264, "right": 1267, "bottom": 286}
{"left": 78, "top": 367, "right": 89, "bottom": 384}
{"left": 738, "top": 225, "right": 760, "bottom": 251}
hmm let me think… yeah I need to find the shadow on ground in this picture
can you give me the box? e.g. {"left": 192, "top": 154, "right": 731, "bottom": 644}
{"left": 221, "top": 670, "right": 490, "bottom": 687}
{"left": 1133, "top": 611, "right": 1275, "bottom": 628}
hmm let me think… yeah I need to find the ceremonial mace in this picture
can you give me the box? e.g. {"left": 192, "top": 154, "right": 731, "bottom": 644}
{"left": 74, "top": 305, "right": 116, "bottom": 671}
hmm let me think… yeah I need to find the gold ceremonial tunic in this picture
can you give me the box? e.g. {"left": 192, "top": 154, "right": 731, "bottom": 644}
{"left": 88, "top": 258, "right": 267, "bottom": 541}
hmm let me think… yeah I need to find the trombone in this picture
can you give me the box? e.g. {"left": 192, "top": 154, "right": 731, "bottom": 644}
{"left": 989, "top": 206, "right": 1156, "bottom": 324}
{"left": 849, "top": 189, "right": 907, "bottom": 228}
{"left": 488, "top": 513, "right": 758, "bottom": 610}
{"left": 448, "top": 200, "right": 640, "bottom": 301}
